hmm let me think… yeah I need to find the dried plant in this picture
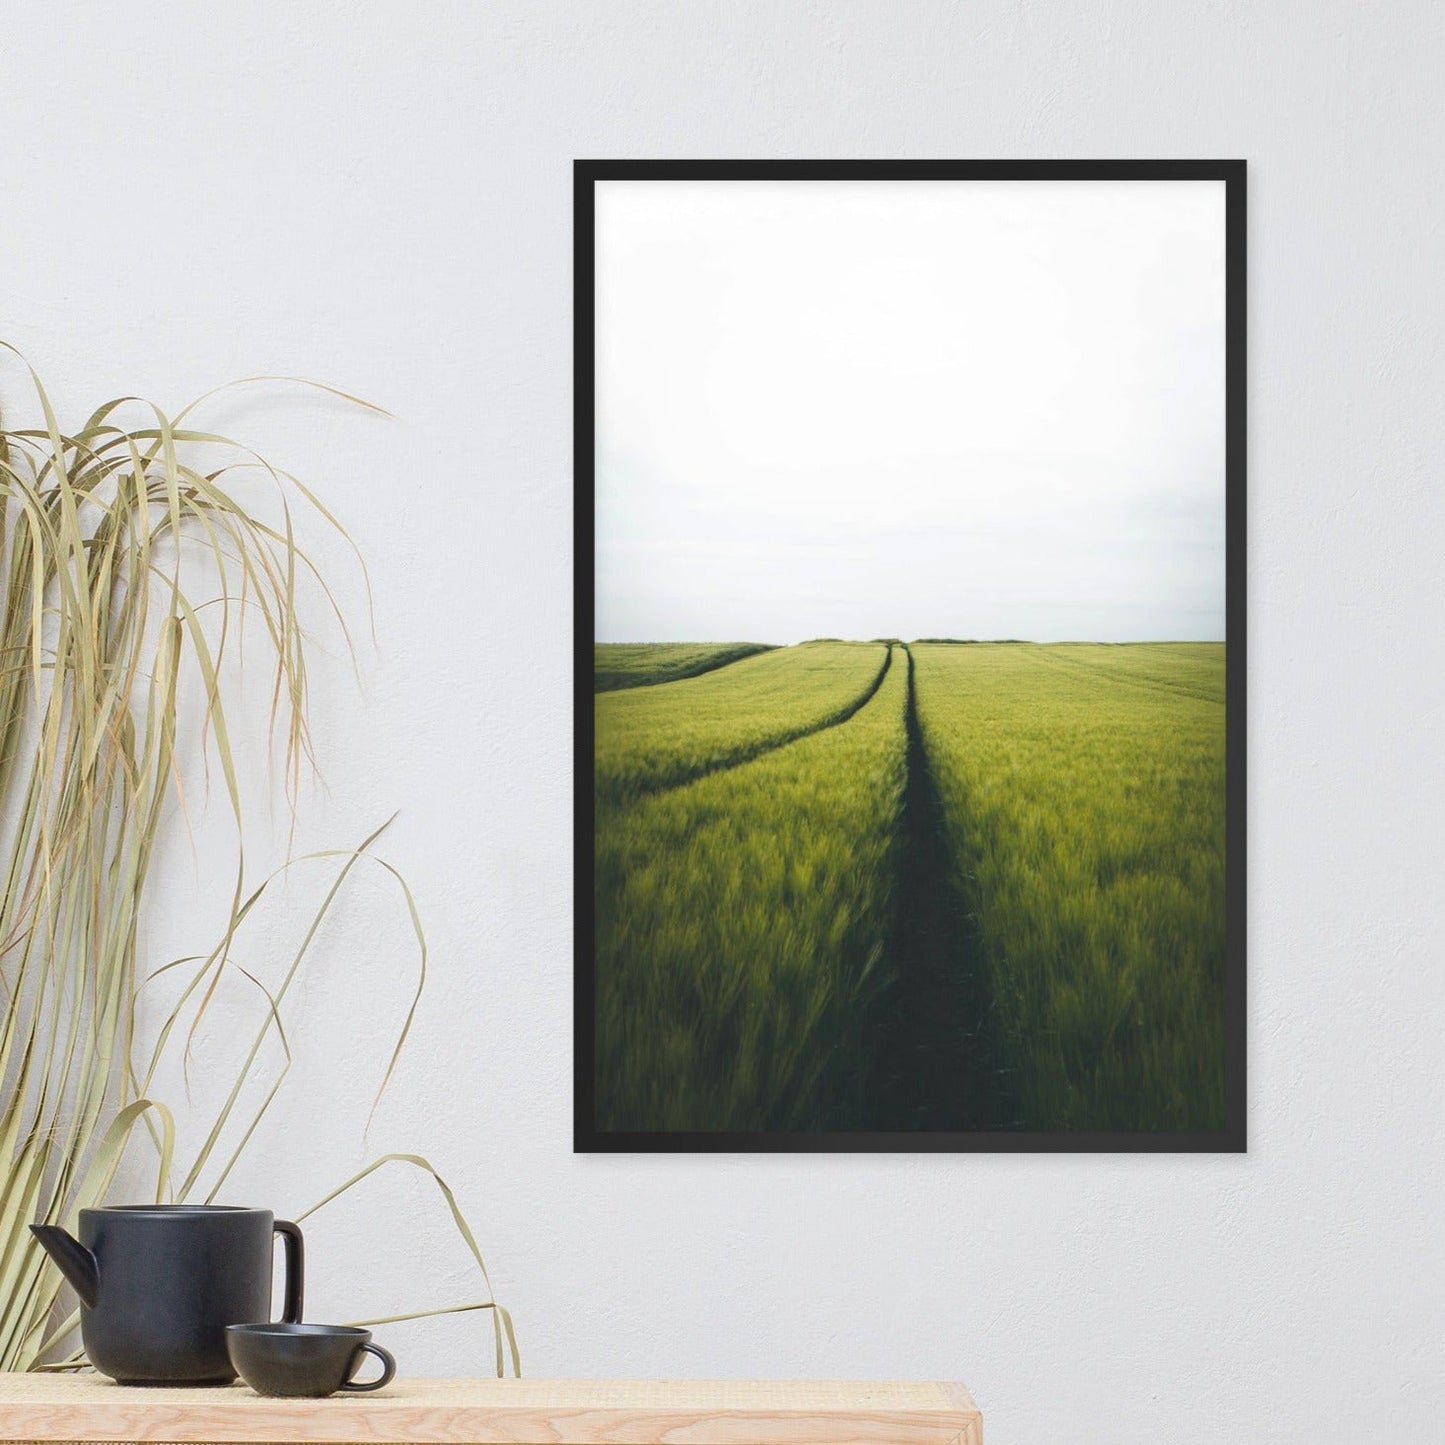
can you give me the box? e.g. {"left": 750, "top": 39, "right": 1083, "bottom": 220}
{"left": 0, "top": 352, "right": 517, "bottom": 1374}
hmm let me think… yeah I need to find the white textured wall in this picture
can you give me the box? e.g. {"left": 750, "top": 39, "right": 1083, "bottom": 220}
{"left": 3, "top": 3, "right": 1443, "bottom": 1441}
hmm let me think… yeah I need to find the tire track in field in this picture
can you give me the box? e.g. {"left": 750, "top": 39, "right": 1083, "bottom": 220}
{"left": 599, "top": 645, "right": 895, "bottom": 807}
{"left": 868, "top": 644, "right": 1016, "bottom": 1131}
{"left": 594, "top": 643, "right": 779, "bottom": 693}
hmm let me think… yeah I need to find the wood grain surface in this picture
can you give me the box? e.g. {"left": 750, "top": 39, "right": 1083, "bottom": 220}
{"left": 0, "top": 1375, "right": 982, "bottom": 1445}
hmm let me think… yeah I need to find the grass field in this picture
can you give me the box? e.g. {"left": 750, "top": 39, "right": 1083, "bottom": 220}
{"left": 591, "top": 639, "right": 1228, "bottom": 1135}
{"left": 594, "top": 642, "right": 776, "bottom": 692}
{"left": 595, "top": 645, "right": 908, "bottom": 1131}
{"left": 913, "top": 643, "right": 1227, "bottom": 1131}
{"left": 595, "top": 640, "right": 887, "bottom": 806}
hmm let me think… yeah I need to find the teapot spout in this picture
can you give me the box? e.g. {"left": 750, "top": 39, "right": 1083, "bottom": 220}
{"left": 29, "top": 1224, "right": 99, "bottom": 1308}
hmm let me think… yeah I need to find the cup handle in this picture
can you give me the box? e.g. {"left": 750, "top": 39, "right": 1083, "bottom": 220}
{"left": 272, "top": 1220, "right": 305, "bottom": 1324}
{"left": 340, "top": 1342, "right": 397, "bottom": 1393}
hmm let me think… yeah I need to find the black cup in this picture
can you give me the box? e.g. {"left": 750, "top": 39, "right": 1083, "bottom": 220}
{"left": 226, "top": 1322, "right": 396, "bottom": 1397}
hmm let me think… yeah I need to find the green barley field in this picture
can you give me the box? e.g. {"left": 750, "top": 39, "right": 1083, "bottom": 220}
{"left": 595, "top": 640, "right": 888, "bottom": 806}
{"left": 594, "top": 641, "right": 777, "bottom": 692}
{"left": 592, "top": 640, "right": 1227, "bottom": 1134}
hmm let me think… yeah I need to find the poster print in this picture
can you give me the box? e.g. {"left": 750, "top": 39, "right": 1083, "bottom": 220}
{"left": 575, "top": 161, "right": 1245, "bottom": 1152}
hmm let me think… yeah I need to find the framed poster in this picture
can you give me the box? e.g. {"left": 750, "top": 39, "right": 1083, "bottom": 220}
{"left": 575, "top": 160, "right": 1245, "bottom": 1152}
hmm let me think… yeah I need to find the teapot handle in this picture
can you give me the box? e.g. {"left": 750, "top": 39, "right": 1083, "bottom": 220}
{"left": 273, "top": 1220, "right": 305, "bottom": 1323}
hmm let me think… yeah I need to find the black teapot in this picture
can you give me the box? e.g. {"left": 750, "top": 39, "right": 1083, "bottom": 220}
{"left": 31, "top": 1205, "right": 304, "bottom": 1384}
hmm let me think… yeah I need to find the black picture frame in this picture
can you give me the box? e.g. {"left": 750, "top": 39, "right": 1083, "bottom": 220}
{"left": 575, "top": 159, "right": 1246, "bottom": 1153}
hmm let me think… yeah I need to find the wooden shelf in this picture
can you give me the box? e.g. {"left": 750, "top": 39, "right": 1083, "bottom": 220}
{"left": 0, "top": 1376, "right": 982, "bottom": 1445}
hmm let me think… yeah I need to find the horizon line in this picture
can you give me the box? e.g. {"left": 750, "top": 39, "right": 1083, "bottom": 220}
{"left": 595, "top": 637, "right": 1227, "bottom": 646}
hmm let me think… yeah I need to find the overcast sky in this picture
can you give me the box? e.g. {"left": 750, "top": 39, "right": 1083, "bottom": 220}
{"left": 594, "top": 179, "right": 1226, "bottom": 644}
